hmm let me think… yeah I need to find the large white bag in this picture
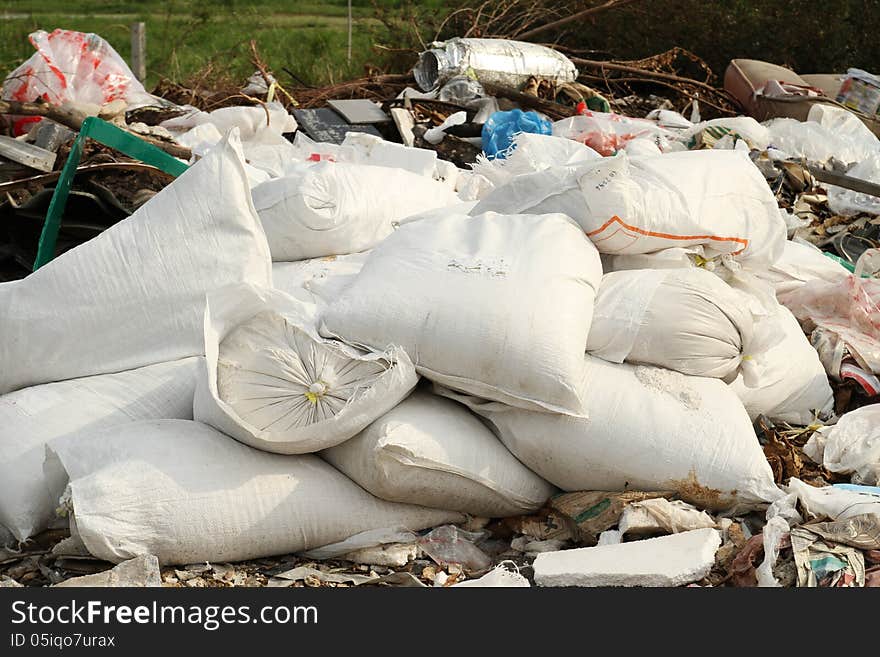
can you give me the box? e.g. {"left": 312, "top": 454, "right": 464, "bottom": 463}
{"left": 435, "top": 356, "right": 781, "bottom": 511}
{"left": 0, "top": 134, "right": 271, "bottom": 395}
{"left": 472, "top": 150, "right": 786, "bottom": 267}
{"left": 586, "top": 268, "right": 757, "bottom": 380}
{"left": 322, "top": 389, "right": 556, "bottom": 517}
{"left": 0, "top": 358, "right": 201, "bottom": 541}
{"left": 252, "top": 161, "right": 459, "bottom": 261}
{"left": 194, "top": 283, "right": 418, "bottom": 454}
{"left": 729, "top": 305, "right": 833, "bottom": 425}
{"left": 804, "top": 405, "right": 880, "bottom": 485}
{"left": 45, "top": 420, "right": 460, "bottom": 564}
{"left": 320, "top": 211, "right": 603, "bottom": 415}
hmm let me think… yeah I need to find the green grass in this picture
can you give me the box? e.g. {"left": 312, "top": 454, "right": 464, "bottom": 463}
{"left": 0, "top": 1, "right": 439, "bottom": 90}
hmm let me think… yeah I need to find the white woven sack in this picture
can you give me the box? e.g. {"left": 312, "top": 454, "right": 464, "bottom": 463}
{"left": 473, "top": 149, "right": 786, "bottom": 267}
{"left": 321, "top": 211, "right": 603, "bottom": 415}
{"left": 586, "top": 268, "right": 758, "bottom": 380}
{"left": 252, "top": 160, "right": 459, "bottom": 261}
{"left": 0, "top": 132, "right": 271, "bottom": 394}
{"left": 322, "top": 389, "right": 556, "bottom": 517}
{"left": 45, "top": 420, "right": 460, "bottom": 564}
{"left": 434, "top": 356, "right": 781, "bottom": 511}
{"left": 0, "top": 358, "right": 201, "bottom": 540}
{"left": 194, "top": 283, "right": 419, "bottom": 454}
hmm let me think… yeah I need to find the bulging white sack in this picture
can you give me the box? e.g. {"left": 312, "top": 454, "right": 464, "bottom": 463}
{"left": 729, "top": 305, "right": 833, "bottom": 425}
{"left": 586, "top": 268, "right": 757, "bottom": 380}
{"left": 472, "top": 149, "right": 786, "bottom": 267}
{"left": 194, "top": 283, "right": 418, "bottom": 454}
{"left": 322, "top": 389, "right": 556, "bottom": 517}
{"left": 0, "top": 358, "right": 201, "bottom": 541}
{"left": 434, "top": 356, "right": 781, "bottom": 511}
{"left": 0, "top": 134, "right": 271, "bottom": 395}
{"left": 320, "top": 211, "right": 603, "bottom": 415}
{"left": 252, "top": 161, "right": 459, "bottom": 261}
{"left": 271, "top": 252, "right": 368, "bottom": 307}
{"left": 805, "top": 405, "right": 880, "bottom": 485}
{"left": 46, "top": 420, "right": 460, "bottom": 565}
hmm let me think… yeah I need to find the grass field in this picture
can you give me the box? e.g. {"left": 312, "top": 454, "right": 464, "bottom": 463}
{"left": 0, "top": 1, "right": 443, "bottom": 90}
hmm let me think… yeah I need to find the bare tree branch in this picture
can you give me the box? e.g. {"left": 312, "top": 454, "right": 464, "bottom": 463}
{"left": 516, "top": 0, "right": 645, "bottom": 42}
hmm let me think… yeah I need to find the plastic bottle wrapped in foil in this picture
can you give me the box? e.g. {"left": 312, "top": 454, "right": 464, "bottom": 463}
{"left": 413, "top": 38, "right": 578, "bottom": 92}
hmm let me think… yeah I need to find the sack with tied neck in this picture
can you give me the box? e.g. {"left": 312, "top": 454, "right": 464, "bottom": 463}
{"left": 193, "top": 282, "right": 418, "bottom": 455}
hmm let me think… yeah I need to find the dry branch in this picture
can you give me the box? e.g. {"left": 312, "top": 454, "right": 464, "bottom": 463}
{"left": 516, "top": 0, "right": 645, "bottom": 41}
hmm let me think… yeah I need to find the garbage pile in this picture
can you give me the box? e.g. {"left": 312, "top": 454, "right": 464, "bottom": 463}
{"left": 1, "top": 30, "right": 880, "bottom": 589}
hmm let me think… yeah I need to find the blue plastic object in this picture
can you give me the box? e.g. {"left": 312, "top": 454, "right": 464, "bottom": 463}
{"left": 481, "top": 109, "right": 552, "bottom": 160}
{"left": 832, "top": 483, "right": 880, "bottom": 497}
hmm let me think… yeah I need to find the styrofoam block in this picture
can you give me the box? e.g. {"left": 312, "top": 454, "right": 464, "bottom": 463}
{"left": 533, "top": 528, "right": 721, "bottom": 587}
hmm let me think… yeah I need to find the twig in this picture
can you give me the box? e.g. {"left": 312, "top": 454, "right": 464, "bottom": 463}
{"left": 571, "top": 57, "right": 727, "bottom": 96}
{"left": 249, "top": 40, "right": 275, "bottom": 93}
{"left": 516, "top": 0, "right": 646, "bottom": 41}
{"left": 0, "top": 163, "right": 171, "bottom": 194}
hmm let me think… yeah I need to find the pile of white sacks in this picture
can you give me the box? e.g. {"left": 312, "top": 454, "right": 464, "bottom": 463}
{"left": 0, "top": 102, "right": 855, "bottom": 567}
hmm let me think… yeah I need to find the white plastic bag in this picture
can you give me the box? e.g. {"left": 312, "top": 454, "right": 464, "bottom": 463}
{"left": 827, "top": 155, "right": 880, "bottom": 216}
{"left": 2, "top": 29, "right": 155, "bottom": 110}
{"left": 161, "top": 101, "right": 297, "bottom": 140}
{"left": 780, "top": 275, "right": 880, "bottom": 375}
{"left": 194, "top": 283, "right": 418, "bottom": 454}
{"left": 586, "top": 268, "right": 757, "bottom": 380}
{"left": 681, "top": 116, "right": 771, "bottom": 151}
{"left": 553, "top": 111, "right": 679, "bottom": 156}
{"left": 729, "top": 305, "right": 833, "bottom": 425}
{"left": 764, "top": 106, "right": 879, "bottom": 165}
{"left": 470, "top": 132, "right": 599, "bottom": 189}
{"left": 787, "top": 477, "right": 880, "bottom": 521}
{"left": 252, "top": 161, "right": 459, "bottom": 261}
{"left": 0, "top": 358, "right": 201, "bottom": 541}
{"left": 322, "top": 390, "right": 555, "bottom": 517}
{"left": 434, "top": 355, "right": 782, "bottom": 511}
{"left": 46, "top": 420, "right": 460, "bottom": 564}
{"left": 321, "top": 211, "right": 603, "bottom": 415}
{"left": 473, "top": 150, "right": 786, "bottom": 267}
{"left": 805, "top": 405, "right": 880, "bottom": 485}
{"left": 0, "top": 133, "right": 271, "bottom": 395}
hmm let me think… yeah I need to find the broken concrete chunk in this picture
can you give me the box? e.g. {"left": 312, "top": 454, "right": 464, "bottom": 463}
{"left": 533, "top": 528, "right": 722, "bottom": 587}
{"left": 54, "top": 555, "right": 161, "bottom": 588}
{"left": 619, "top": 498, "right": 716, "bottom": 537}
{"left": 597, "top": 530, "right": 622, "bottom": 546}
{"left": 549, "top": 490, "right": 672, "bottom": 544}
{"left": 343, "top": 543, "right": 419, "bottom": 568}
{"left": 0, "top": 575, "right": 22, "bottom": 587}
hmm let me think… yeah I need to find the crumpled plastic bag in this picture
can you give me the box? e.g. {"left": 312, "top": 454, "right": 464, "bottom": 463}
{"left": 482, "top": 109, "right": 552, "bottom": 160}
{"left": 780, "top": 275, "right": 880, "bottom": 375}
{"left": 2, "top": 29, "right": 155, "bottom": 112}
{"left": 828, "top": 155, "right": 880, "bottom": 216}
{"left": 553, "top": 110, "right": 680, "bottom": 156}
